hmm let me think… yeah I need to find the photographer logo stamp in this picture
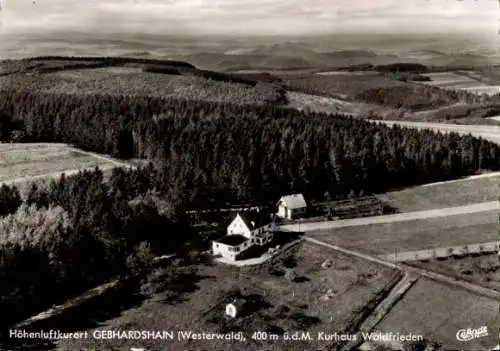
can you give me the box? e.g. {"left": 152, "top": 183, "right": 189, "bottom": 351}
{"left": 455, "top": 326, "right": 488, "bottom": 342}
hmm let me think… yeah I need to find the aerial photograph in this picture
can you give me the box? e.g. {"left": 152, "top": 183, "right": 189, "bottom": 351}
{"left": 0, "top": 0, "right": 499, "bottom": 350}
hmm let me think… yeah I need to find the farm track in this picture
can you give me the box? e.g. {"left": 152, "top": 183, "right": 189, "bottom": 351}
{"left": 279, "top": 201, "right": 499, "bottom": 232}
{"left": 67, "top": 147, "right": 135, "bottom": 169}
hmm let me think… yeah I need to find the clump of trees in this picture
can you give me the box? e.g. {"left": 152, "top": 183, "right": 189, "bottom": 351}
{"left": 374, "top": 63, "right": 428, "bottom": 73}
{"left": 0, "top": 184, "right": 22, "bottom": 216}
{"left": 142, "top": 65, "right": 181, "bottom": 75}
{"left": 0, "top": 167, "right": 191, "bottom": 329}
{"left": 192, "top": 69, "right": 258, "bottom": 86}
{"left": 395, "top": 74, "right": 431, "bottom": 82}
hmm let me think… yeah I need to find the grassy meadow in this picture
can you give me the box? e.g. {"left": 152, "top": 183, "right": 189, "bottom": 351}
{"left": 308, "top": 210, "right": 498, "bottom": 255}
{"left": 375, "top": 278, "right": 499, "bottom": 350}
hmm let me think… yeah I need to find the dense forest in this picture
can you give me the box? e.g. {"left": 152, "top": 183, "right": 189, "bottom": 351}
{"left": 0, "top": 167, "right": 190, "bottom": 331}
{"left": 0, "top": 89, "right": 499, "bottom": 209}
{"left": 0, "top": 72, "right": 287, "bottom": 106}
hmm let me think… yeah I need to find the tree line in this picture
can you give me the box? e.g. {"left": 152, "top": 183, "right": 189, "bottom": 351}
{"left": 1, "top": 88, "right": 498, "bottom": 209}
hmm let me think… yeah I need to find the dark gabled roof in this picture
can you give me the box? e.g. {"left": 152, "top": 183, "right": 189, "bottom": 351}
{"left": 216, "top": 235, "right": 249, "bottom": 246}
{"left": 237, "top": 211, "right": 272, "bottom": 230}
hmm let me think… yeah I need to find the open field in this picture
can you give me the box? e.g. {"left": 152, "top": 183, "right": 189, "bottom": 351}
{"left": 286, "top": 91, "right": 395, "bottom": 117}
{"left": 377, "top": 173, "right": 500, "bottom": 212}
{"left": 308, "top": 210, "right": 498, "bottom": 255}
{"left": 55, "top": 242, "right": 400, "bottom": 351}
{"left": 0, "top": 143, "right": 127, "bottom": 196}
{"left": 374, "top": 119, "right": 500, "bottom": 144}
{"left": 454, "top": 68, "right": 500, "bottom": 86}
{"left": 0, "top": 143, "right": 113, "bottom": 182}
{"left": 422, "top": 72, "right": 480, "bottom": 88}
{"left": 286, "top": 91, "right": 352, "bottom": 114}
{"left": 400, "top": 103, "right": 500, "bottom": 126}
{"left": 410, "top": 253, "right": 500, "bottom": 292}
{"left": 375, "top": 278, "right": 499, "bottom": 350}
{"left": 0, "top": 68, "right": 281, "bottom": 105}
{"left": 420, "top": 72, "right": 500, "bottom": 96}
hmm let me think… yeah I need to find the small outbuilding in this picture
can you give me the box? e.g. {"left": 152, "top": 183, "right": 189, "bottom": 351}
{"left": 225, "top": 298, "right": 246, "bottom": 318}
{"left": 276, "top": 194, "right": 307, "bottom": 220}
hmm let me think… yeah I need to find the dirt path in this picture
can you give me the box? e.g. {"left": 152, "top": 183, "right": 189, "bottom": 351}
{"left": 67, "top": 147, "right": 135, "bottom": 169}
{"left": 13, "top": 279, "right": 121, "bottom": 328}
{"left": 279, "top": 201, "right": 499, "bottom": 232}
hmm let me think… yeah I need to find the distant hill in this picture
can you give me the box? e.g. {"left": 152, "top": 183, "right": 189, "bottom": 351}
{"left": 176, "top": 47, "right": 400, "bottom": 72}
{"left": 243, "top": 42, "right": 318, "bottom": 58}
{"left": 0, "top": 56, "right": 288, "bottom": 106}
{"left": 15, "top": 55, "right": 197, "bottom": 70}
{"left": 320, "top": 50, "right": 379, "bottom": 59}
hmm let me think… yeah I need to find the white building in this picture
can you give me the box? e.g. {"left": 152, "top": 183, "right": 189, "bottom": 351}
{"left": 276, "top": 194, "right": 307, "bottom": 220}
{"left": 225, "top": 299, "right": 245, "bottom": 318}
{"left": 213, "top": 212, "right": 274, "bottom": 261}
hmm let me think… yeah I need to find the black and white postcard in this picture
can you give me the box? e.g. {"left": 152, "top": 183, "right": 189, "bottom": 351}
{"left": 0, "top": 0, "right": 499, "bottom": 350}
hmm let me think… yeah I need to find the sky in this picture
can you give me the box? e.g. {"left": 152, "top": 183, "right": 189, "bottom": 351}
{"left": 0, "top": 0, "right": 499, "bottom": 36}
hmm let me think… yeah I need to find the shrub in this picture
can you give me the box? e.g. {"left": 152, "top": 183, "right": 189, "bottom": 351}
{"left": 126, "top": 241, "right": 155, "bottom": 278}
{"left": 268, "top": 265, "right": 284, "bottom": 276}
{"left": 284, "top": 268, "right": 297, "bottom": 281}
